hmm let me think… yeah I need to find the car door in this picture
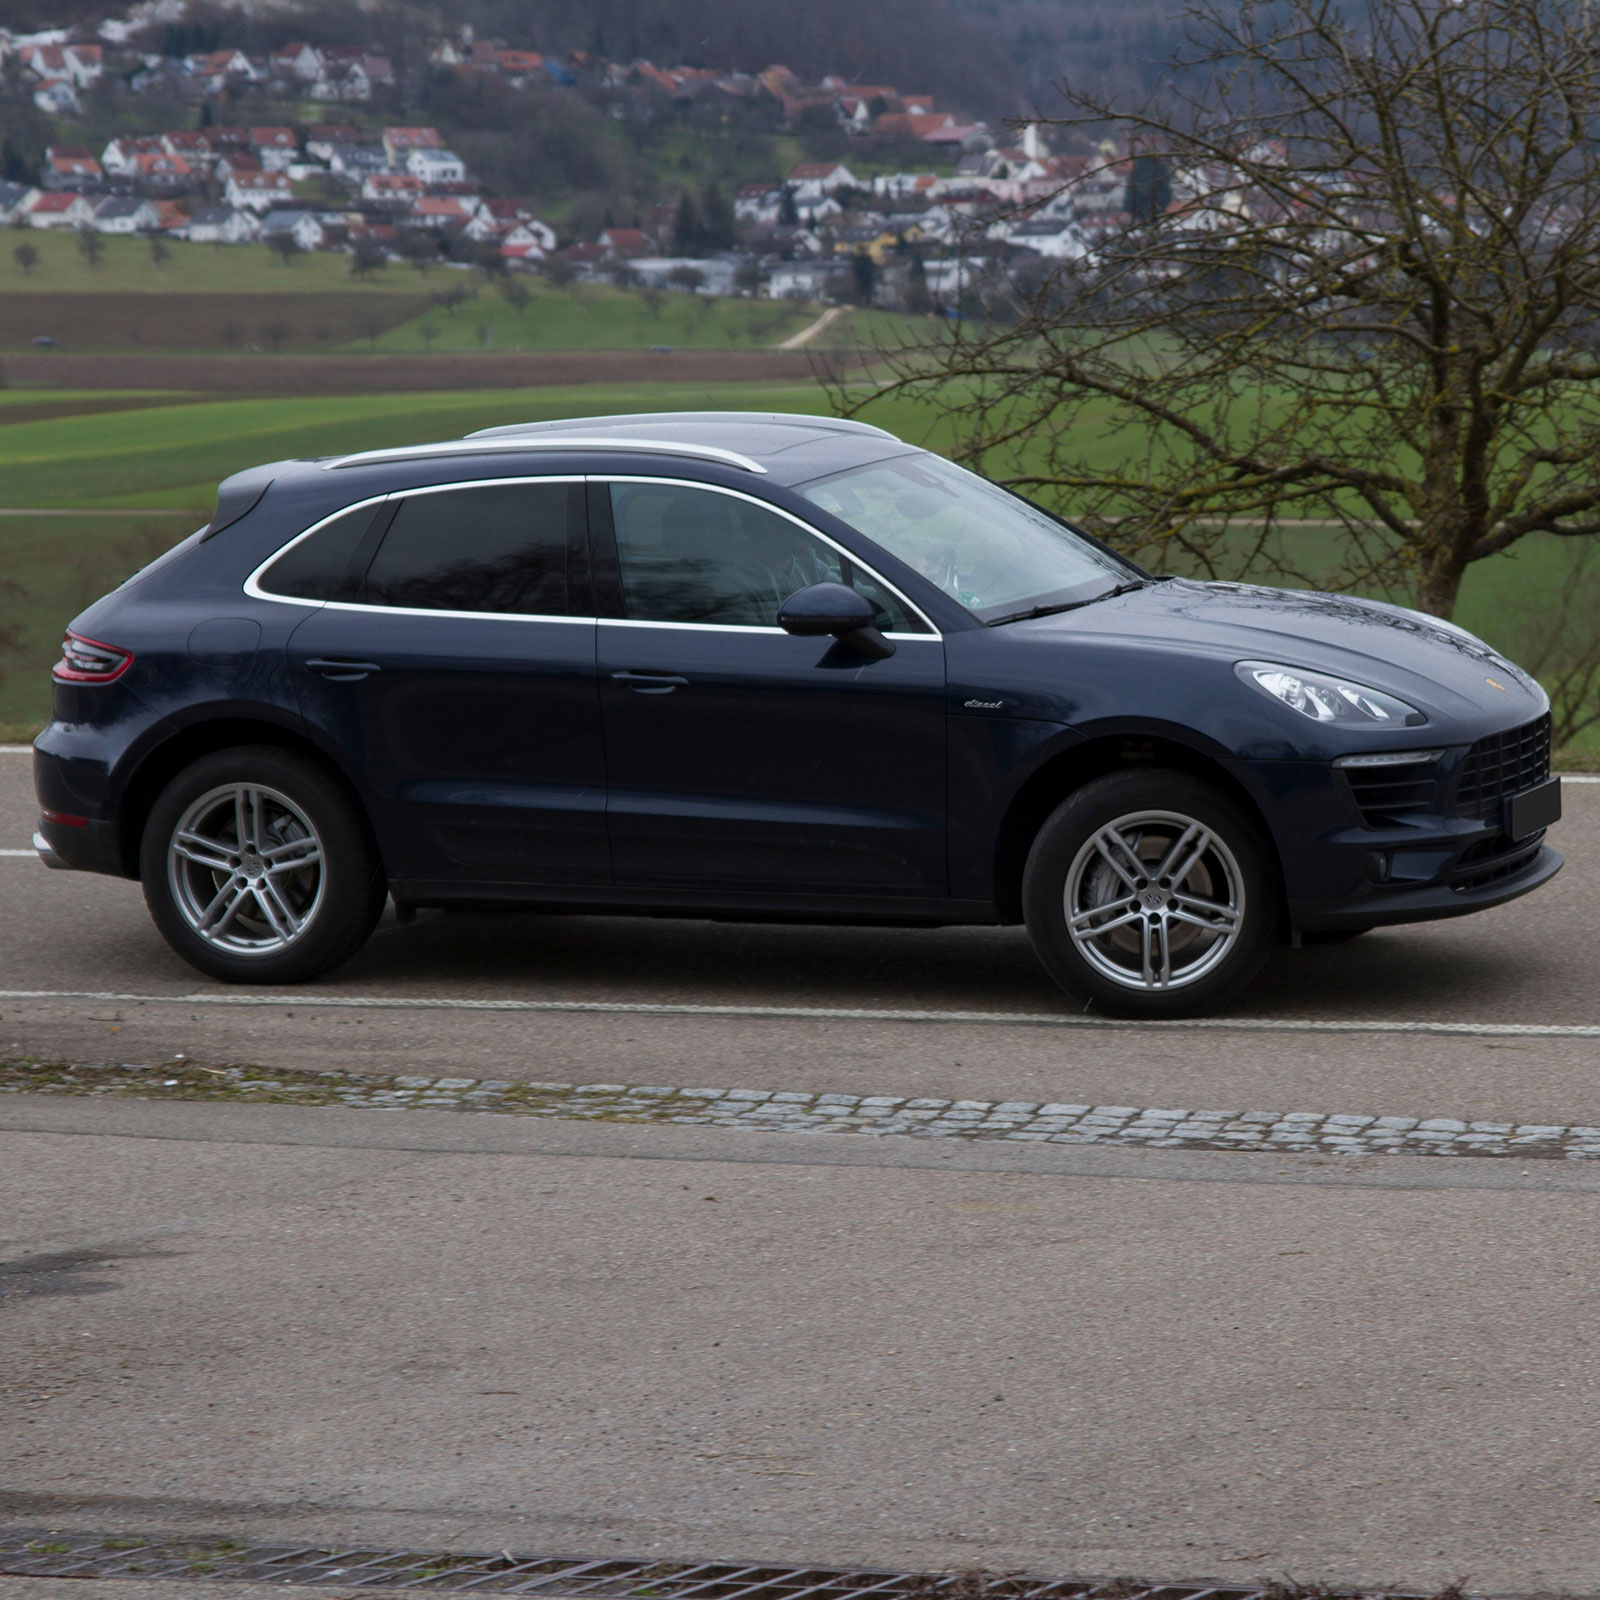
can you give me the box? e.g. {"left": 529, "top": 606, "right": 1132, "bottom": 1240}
{"left": 590, "top": 476, "right": 947, "bottom": 898}
{"left": 278, "top": 477, "right": 609, "bottom": 887}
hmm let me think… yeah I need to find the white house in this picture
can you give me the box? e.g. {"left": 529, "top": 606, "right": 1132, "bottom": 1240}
{"left": 91, "top": 196, "right": 160, "bottom": 233}
{"left": 496, "top": 219, "right": 557, "bottom": 258}
{"left": 259, "top": 209, "right": 325, "bottom": 251}
{"left": 787, "top": 162, "right": 859, "bottom": 204}
{"left": 101, "top": 136, "right": 164, "bottom": 176}
{"left": 269, "top": 42, "right": 324, "bottom": 82}
{"left": 406, "top": 148, "right": 467, "bottom": 185}
{"left": 310, "top": 60, "right": 373, "bottom": 102}
{"left": 0, "top": 181, "right": 39, "bottom": 223}
{"left": 226, "top": 171, "right": 294, "bottom": 211}
{"left": 629, "top": 256, "right": 738, "bottom": 295}
{"left": 23, "top": 191, "right": 95, "bottom": 229}
{"left": 33, "top": 79, "right": 80, "bottom": 115}
{"left": 182, "top": 205, "right": 258, "bottom": 244}
{"left": 766, "top": 261, "right": 839, "bottom": 299}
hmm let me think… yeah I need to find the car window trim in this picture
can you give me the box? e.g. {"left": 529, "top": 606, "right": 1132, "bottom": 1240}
{"left": 244, "top": 476, "right": 592, "bottom": 624}
{"left": 591, "top": 474, "right": 940, "bottom": 640}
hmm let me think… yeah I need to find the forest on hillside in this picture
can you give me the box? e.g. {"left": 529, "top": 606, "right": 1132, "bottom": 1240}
{"left": 12, "top": 0, "right": 1193, "bottom": 119}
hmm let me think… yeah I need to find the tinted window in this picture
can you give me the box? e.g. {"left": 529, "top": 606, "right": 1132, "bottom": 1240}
{"left": 363, "top": 483, "right": 569, "bottom": 615}
{"left": 259, "top": 503, "right": 383, "bottom": 601}
{"left": 608, "top": 482, "right": 924, "bottom": 631}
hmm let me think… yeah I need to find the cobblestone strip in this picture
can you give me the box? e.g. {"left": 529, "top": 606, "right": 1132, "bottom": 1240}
{"left": 3, "top": 1058, "right": 1598, "bottom": 1162}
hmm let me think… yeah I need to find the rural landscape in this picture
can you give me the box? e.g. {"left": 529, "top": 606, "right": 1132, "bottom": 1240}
{"left": 4, "top": 3, "right": 1600, "bottom": 1600}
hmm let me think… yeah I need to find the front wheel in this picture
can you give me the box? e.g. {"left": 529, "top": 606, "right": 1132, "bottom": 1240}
{"left": 1022, "top": 770, "right": 1276, "bottom": 1018}
{"left": 140, "top": 746, "right": 386, "bottom": 984}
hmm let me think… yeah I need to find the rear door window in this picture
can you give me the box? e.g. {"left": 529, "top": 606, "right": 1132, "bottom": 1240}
{"left": 362, "top": 482, "right": 572, "bottom": 616}
{"left": 258, "top": 502, "right": 385, "bottom": 601}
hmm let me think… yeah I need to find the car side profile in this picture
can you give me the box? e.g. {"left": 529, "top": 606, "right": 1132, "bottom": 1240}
{"left": 33, "top": 411, "right": 1562, "bottom": 1017}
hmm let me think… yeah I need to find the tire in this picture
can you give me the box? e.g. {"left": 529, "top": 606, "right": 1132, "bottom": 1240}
{"left": 1022, "top": 769, "right": 1276, "bottom": 1019}
{"left": 140, "top": 745, "right": 386, "bottom": 985}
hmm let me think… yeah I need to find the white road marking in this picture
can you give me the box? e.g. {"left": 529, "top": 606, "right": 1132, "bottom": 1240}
{"left": 0, "top": 987, "right": 1594, "bottom": 1037}
{"left": 0, "top": 849, "right": 37, "bottom": 857}
{"left": 0, "top": 746, "right": 34, "bottom": 755}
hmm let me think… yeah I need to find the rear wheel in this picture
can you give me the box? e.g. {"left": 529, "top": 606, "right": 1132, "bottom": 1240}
{"left": 140, "top": 746, "right": 385, "bottom": 984}
{"left": 1022, "top": 770, "right": 1276, "bottom": 1018}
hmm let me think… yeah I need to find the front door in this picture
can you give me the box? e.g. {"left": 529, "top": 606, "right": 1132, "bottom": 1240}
{"left": 591, "top": 477, "right": 947, "bottom": 898}
{"left": 285, "top": 477, "right": 608, "bottom": 887}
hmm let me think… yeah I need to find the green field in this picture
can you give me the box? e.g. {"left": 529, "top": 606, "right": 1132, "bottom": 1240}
{"left": 360, "top": 281, "right": 822, "bottom": 352}
{"left": 0, "top": 230, "right": 427, "bottom": 294}
{"left": 0, "top": 381, "right": 1593, "bottom": 761}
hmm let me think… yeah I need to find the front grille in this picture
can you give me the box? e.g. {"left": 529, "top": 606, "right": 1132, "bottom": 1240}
{"left": 1453, "top": 838, "right": 1544, "bottom": 893}
{"left": 1342, "top": 761, "right": 1438, "bottom": 826}
{"left": 1454, "top": 714, "right": 1551, "bottom": 819}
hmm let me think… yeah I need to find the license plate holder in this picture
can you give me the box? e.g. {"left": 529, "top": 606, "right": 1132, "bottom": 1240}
{"left": 1506, "top": 775, "right": 1561, "bottom": 841}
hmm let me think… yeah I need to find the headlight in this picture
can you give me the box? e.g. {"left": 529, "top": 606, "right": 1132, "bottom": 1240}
{"left": 1235, "top": 660, "right": 1426, "bottom": 726}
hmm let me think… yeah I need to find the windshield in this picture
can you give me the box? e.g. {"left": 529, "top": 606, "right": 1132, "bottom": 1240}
{"left": 797, "top": 453, "right": 1133, "bottom": 623}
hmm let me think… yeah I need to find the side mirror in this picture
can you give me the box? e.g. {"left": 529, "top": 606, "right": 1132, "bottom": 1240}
{"left": 777, "top": 582, "right": 896, "bottom": 659}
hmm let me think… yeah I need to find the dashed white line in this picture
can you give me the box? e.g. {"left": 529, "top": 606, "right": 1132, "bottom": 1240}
{"left": 0, "top": 987, "right": 1594, "bottom": 1038}
{"left": 0, "top": 849, "right": 36, "bottom": 857}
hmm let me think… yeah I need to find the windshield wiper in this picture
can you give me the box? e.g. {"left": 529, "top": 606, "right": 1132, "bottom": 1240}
{"left": 988, "top": 579, "right": 1147, "bottom": 627}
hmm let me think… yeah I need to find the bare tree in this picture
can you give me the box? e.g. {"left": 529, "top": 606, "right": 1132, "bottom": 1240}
{"left": 499, "top": 278, "right": 531, "bottom": 317}
{"left": 12, "top": 241, "right": 37, "bottom": 276}
{"left": 265, "top": 233, "right": 301, "bottom": 267}
{"left": 1496, "top": 540, "right": 1600, "bottom": 750}
{"left": 259, "top": 319, "right": 292, "bottom": 351}
{"left": 836, "top": 0, "right": 1600, "bottom": 619}
{"left": 75, "top": 229, "right": 104, "bottom": 269}
{"left": 147, "top": 233, "right": 170, "bottom": 268}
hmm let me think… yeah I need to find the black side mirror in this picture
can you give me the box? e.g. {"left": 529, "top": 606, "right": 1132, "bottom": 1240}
{"left": 777, "top": 582, "right": 896, "bottom": 659}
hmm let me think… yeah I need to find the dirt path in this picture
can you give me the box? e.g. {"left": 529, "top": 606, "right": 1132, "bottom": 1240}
{"left": 778, "top": 305, "right": 848, "bottom": 348}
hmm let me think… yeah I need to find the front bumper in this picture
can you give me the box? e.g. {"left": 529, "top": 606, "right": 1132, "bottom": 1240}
{"left": 1292, "top": 838, "right": 1562, "bottom": 931}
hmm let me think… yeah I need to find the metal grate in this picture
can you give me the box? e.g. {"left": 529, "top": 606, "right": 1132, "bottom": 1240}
{"left": 1454, "top": 714, "right": 1551, "bottom": 819}
{"left": 0, "top": 1532, "right": 1432, "bottom": 1600}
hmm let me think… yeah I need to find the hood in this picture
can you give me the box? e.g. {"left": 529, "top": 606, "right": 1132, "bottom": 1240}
{"left": 1018, "top": 578, "right": 1546, "bottom": 724}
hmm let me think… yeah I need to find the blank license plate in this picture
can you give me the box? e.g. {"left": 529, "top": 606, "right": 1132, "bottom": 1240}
{"left": 1506, "top": 776, "right": 1561, "bottom": 840}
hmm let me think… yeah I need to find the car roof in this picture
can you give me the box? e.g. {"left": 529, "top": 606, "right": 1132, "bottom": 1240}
{"left": 317, "top": 411, "right": 923, "bottom": 488}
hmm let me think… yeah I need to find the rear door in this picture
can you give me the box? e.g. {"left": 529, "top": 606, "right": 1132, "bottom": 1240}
{"left": 278, "top": 477, "right": 609, "bottom": 887}
{"left": 591, "top": 477, "right": 948, "bottom": 899}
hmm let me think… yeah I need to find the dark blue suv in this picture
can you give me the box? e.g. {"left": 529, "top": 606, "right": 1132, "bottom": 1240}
{"left": 33, "top": 411, "right": 1562, "bottom": 1017}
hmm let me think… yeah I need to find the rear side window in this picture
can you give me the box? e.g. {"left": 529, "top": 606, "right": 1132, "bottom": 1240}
{"left": 257, "top": 503, "right": 383, "bottom": 601}
{"left": 363, "top": 483, "right": 570, "bottom": 615}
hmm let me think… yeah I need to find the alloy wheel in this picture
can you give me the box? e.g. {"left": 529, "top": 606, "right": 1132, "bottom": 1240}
{"left": 166, "top": 783, "right": 325, "bottom": 955}
{"left": 1063, "top": 809, "right": 1246, "bottom": 991}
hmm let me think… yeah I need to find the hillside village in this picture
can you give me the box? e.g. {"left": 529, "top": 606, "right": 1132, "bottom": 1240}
{"left": 0, "top": 20, "right": 1140, "bottom": 310}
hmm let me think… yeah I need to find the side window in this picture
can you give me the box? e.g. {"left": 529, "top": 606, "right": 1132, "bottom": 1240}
{"left": 607, "top": 482, "right": 924, "bottom": 631}
{"left": 258, "top": 502, "right": 383, "bottom": 601}
{"left": 363, "top": 483, "right": 570, "bottom": 616}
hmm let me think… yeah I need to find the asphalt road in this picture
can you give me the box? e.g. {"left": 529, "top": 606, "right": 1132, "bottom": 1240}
{"left": 5, "top": 748, "right": 1600, "bottom": 1595}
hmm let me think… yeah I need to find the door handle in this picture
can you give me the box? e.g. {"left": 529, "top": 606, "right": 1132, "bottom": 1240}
{"left": 305, "top": 657, "right": 383, "bottom": 682}
{"left": 611, "top": 670, "right": 688, "bottom": 694}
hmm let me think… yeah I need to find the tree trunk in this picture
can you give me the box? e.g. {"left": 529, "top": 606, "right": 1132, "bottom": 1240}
{"left": 1416, "top": 552, "right": 1464, "bottom": 619}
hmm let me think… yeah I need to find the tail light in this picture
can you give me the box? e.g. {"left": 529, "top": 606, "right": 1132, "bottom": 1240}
{"left": 54, "top": 631, "right": 134, "bottom": 684}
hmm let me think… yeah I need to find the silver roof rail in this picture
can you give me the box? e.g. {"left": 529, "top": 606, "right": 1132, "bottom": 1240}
{"left": 321, "top": 437, "right": 767, "bottom": 474}
{"left": 465, "top": 411, "right": 899, "bottom": 441}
